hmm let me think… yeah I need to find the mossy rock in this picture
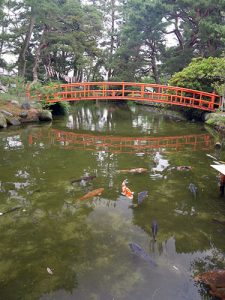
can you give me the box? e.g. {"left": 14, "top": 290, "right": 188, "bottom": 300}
{"left": 38, "top": 110, "right": 52, "bottom": 121}
{"left": 5, "top": 116, "right": 21, "bottom": 126}
{"left": 205, "top": 113, "right": 225, "bottom": 126}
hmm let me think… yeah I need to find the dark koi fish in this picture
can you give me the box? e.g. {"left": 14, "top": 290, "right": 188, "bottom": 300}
{"left": 129, "top": 242, "right": 157, "bottom": 267}
{"left": 138, "top": 191, "right": 148, "bottom": 205}
{"left": 189, "top": 183, "right": 197, "bottom": 199}
{"left": 151, "top": 220, "right": 158, "bottom": 241}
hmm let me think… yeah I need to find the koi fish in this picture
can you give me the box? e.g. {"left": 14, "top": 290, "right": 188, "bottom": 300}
{"left": 212, "top": 218, "right": 225, "bottom": 225}
{"left": 189, "top": 183, "right": 197, "bottom": 198}
{"left": 138, "top": 191, "right": 148, "bottom": 205}
{"left": 121, "top": 180, "right": 134, "bottom": 200}
{"left": 79, "top": 188, "right": 104, "bottom": 201}
{"left": 151, "top": 220, "right": 158, "bottom": 241}
{"left": 177, "top": 166, "right": 192, "bottom": 171}
{"left": 129, "top": 242, "right": 157, "bottom": 267}
{"left": 118, "top": 168, "right": 148, "bottom": 174}
{"left": 194, "top": 270, "right": 225, "bottom": 300}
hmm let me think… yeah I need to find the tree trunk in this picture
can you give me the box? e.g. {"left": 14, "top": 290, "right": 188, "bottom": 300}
{"left": 0, "top": 24, "right": 5, "bottom": 59}
{"left": 17, "top": 14, "right": 35, "bottom": 77}
{"left": 107, "top": 0, "right": 115, "bottom": 80}
{"left": 174, "top": 16, "right": 184, "bottom": 50}
{"left": 147, "top": 41, "right": 160, "bottom": 84}
{"left": 32, "top": 28, "right": 48, "bottom": 83}
{"left": 151, "top": 54, "right": 160, "bottom": 84}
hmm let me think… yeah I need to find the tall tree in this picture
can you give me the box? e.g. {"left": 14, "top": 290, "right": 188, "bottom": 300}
{"left": 113, "top": 0, "right": 166, "bottom": 82}
{"left": 161, "top": 0, "right": 225, "bottom": 74}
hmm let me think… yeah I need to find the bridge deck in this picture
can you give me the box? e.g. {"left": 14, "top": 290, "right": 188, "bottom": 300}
{"left": 27, "top": 82, "right": 221, "bottom": 111}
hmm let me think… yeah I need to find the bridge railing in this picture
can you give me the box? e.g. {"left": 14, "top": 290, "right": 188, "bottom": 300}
{"left": 29, "top": 129, "right": 214, "bottom": 154}
{"left": 27, "top": 82, "right": 221, "bottom": 111}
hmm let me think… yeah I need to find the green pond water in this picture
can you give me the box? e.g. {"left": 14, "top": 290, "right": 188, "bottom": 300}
{"left": 0, "top": 102, "right": 225, "bottom": 300}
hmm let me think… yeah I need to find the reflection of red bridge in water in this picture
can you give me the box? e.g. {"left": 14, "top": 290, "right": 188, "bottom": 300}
{"left": 29, "top": 129, "right": 214, "bottom": 154}
{"left": 27, "top": 82, "right": 221, "bottom": 112}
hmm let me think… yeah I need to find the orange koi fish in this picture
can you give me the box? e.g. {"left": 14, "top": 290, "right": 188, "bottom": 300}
{"left": 121, "top": 180, "right": 134, "bottom": 200}
{"left": 79, "top": 188, "right": 104, "bottom": 201}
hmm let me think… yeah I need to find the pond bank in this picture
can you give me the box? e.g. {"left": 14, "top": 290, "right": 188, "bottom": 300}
{"left": 204, "top": 112, "right": 225, "bottom": 134}
{"left": 0, "top": 100, "right": 52, "bottom": 128}
{"left": 136, "top": 101, "right": 225, "bottom": 134}
{"left": 1, "top": 100, "right": 225, "bottom": 135}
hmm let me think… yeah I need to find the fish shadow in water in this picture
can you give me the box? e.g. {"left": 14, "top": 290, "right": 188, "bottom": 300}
{"left": 188, "top": 183, "right": 197, "bottom": 199}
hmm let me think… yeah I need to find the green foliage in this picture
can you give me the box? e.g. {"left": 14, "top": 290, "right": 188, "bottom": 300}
{"left": 27, "top": 81, "right": 71, "bottom": 113}
{"left": 205, "top": 113, "right": 225, "bottom": 127}
{"left": 0, "top": 76, "right": 26, "bottom": 97}
{"left": 169, "top": 57, "right": 225, "bottom": 94}
{"left": 0, "top": 76, "right": 27, "bottom": 104}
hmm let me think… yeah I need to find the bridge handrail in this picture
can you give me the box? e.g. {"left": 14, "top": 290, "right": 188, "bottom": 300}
{"left": 26, "top": 81, "right": 222, "bottom": 112}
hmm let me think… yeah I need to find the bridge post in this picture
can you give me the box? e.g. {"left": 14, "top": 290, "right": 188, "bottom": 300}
{"left": 220, "top": 92, "right": 225, "bottom": 111}
{"left": 141, "top": 84, "right": 144, "bottom": 98}
{"left": 210, "top": 92, "right": 216, "bottom": 110}
{"left": 103, "top": 82, "right": 106, "bottom": 98}
{"left": 83, "top": 83, "right": 86, "bottom": 98}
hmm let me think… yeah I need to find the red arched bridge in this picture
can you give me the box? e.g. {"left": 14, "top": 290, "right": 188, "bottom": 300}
{"left": 27, "top": 82, "right": 221, "bottom": 112}
{"left": 28, "top": 129, "right": 214, "bottom": 154}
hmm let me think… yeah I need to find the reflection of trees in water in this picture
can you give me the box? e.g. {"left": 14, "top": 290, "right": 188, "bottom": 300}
{"left": 68, "top": 103, "right": 134, "bottom": 133}
{"left": 68, "top": 105, "right": 117, "bottom": 132}
{"left": 95, "top": 150, "right": 118, "bottom": 188}
{"left": 191, "top": 248, "right": 225, "bottom": 275}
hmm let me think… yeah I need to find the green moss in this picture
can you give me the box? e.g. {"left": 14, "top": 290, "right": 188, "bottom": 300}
{"left": 205, "top": 113, "right": 225, "bottom": 128}
{"left": 205, "top": 118, "right": 216, "bottom": 125}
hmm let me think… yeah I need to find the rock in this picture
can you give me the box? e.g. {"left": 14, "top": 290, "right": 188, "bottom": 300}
{"left": 31, "top": 101, "right": 42, "bottom": 110}
{"left": 38, "top": 110, "right": 52, "bottom": 122}
{"left": 5, "top": 116, "right": 21, "bottom": 126}
{"left": 0, "top": 83, "right": 7, "bottom": 93}
{"left": 19, "top": 111, "right": 28, "bottom": 118}
{"left": 10, "top": 100, "right": 19, "bottom": 106}
{"left": 204, "top": 113, "right": 212, "bottom": 121}
{"left": 0, "top": 112, "right": 7, "bottom": 128}
{"left": 21, "top": 102, "right": 31, "bottom": 110}
{"left": 0, "top": 109, "right": 13, "bottom": 117}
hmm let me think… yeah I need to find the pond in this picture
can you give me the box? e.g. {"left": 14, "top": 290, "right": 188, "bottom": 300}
{"left": 0, "top": 102, "right": 225, "bottom": 300}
